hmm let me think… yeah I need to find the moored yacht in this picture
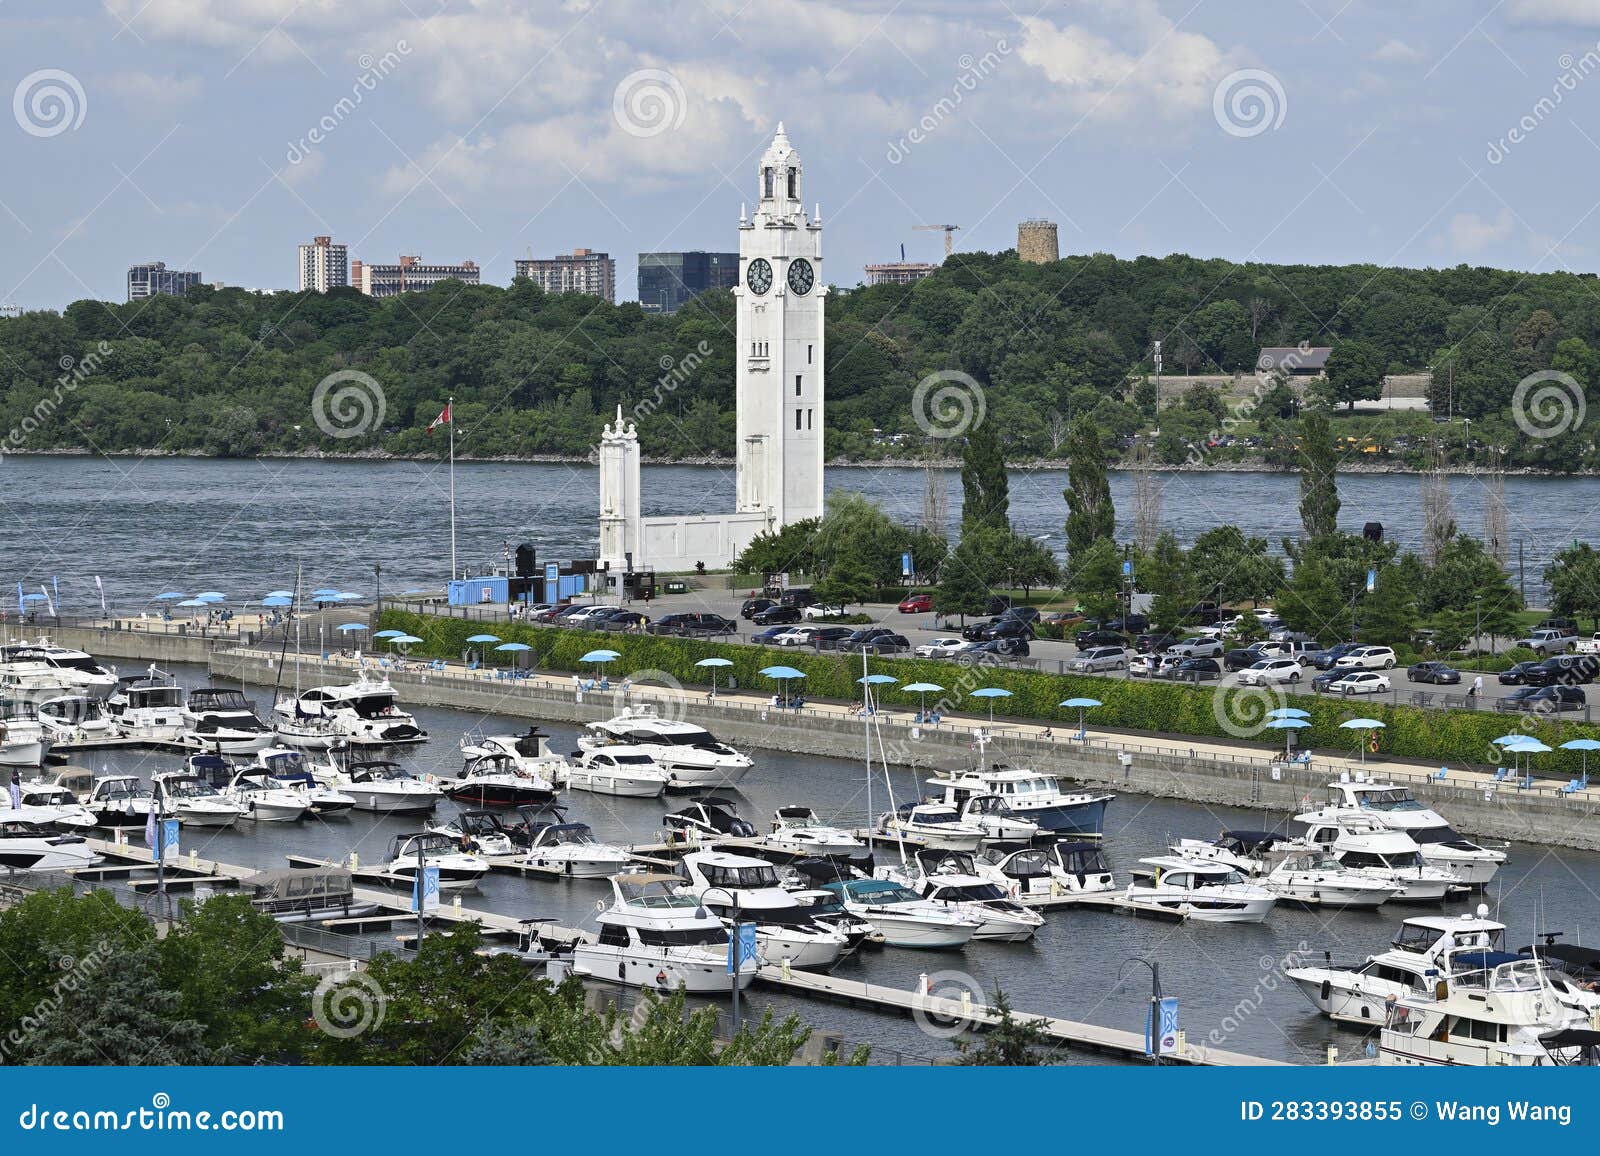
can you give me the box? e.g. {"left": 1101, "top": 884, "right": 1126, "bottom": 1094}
{"left": 678, "top": 850, "right": 848, "bottom": 970}
{"left": 759, "top": 805, "right": 868, "bottom": 859}
{"left": 569, "top": 745, "right": 672, "bottom": 798}
{"left": 0, "top": 816, "right": 100, "bottom": 871}
{"left": 36, "top": 695, "right": 119, "bottom": 746}
{"left": 820, "top": 877, "right": 980, "bottom": 949}
{"left": 250, "top": 748, "right": 355, "bottom": 815}
{"left": 149, "top": 770, "right": 246, "bottom": 828}
{"left": 574, "top": 873, "right": 757, "bottom": 993}
{"left": 976, "top": 840, "right": 1118, "bottom": 904}
{"left": 9, "top": 779, "right": 95, "bottom": 831}
{"left": 580, "top": 704, "right": 753, "bottom": 788}
{"left": 664, "top": 796, "right": 757, "bottom": 841}
{"left": 186, "top": 756, "right": 309, "bottom": 823}
{"left": 925, "top": 734, "right": 1113, "bottom": 835}
{"left": 1316, "top": 777, "right": 1505, "bottom": 886}
{"left": 517, "top": 819, "right": 636, "bottom": 879}
{"left": 877, "top": 802, "right": 986, "bottom": 851}
{"left": 460, "top": 727, "right": 571, "bottom": 786}
{"left": 1261, "top": 848, "right": 1400, "bottom": 909}
{"left": 0, "top": 700, "right": 52, "bottom": 768}
{"left": 105, "top": 669, "right": 186, "bottom": 744}
{"left": 181, "top": 688, "right": 275, "bottom": 755}
{"left": 884, "top": 848, "right": 1044, "bottom": 941}
{"left": 447, "top": 751, "right": 558, "bottom": 807}
{"left": 83, "top": 774, "right": 159, "bottom": 828}
{"left": 276, "top": 676, "right": 427, "bottom": 747}
{"left": 384, "top": 831, "right": 489, "bottom": 890}
{"left": 0, "top": 641, "right": 117, "bottom": 698}
{"left": 317, "top": 758, "right": 441, "bottom": 814}
{"left": 1295, "top": 811, "right": 1462, "bottom": 902}
{"left": 1123, "top": 856, "right": 1276, "bottom": 923}
{"left": 1379, "top": 957, "right": 1592, "bottom": 1065}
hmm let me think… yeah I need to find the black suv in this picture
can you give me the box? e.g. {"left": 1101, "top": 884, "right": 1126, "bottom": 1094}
{"left": 968, "top": 637, "right": 1030, "bottom": 659}
{"left": 646, "top": 612, "right": 737, "bottom": 637}
{"left": 1223, "top": 645, "right": 1271, "bottom": 672}
{"left": 741, "top": 597, "right": 777, "bottom": 619}
{"left": 1135, "top": 632, "right": 1177, "bottom": 654}
{"left": 752, "top": 604, "right": 803, "bottom": 626}
{"left": 1310, "top": 642, "right": 1361, "bottom": 670}
{"left": 963, "top": 616, "right": 1035, "bottom": 643}
{"left": 1523, "top": 655, "right": 1599, "bottom": 687}
{"left": 1074, "top": 628, "right": 1130, "bottom": 649}
{"left": 1104, "top": 614, "right": 1149, "bottom": 634}
{"left": 1498, "top": 661, "right": 1545, "bottom": 686}
{"left": 779, "top": 588, "right": 818, "bottom": 608}
{"left": 1497, "top": 685, "right": 1587, "bottom": 713}
{"left": 838, "top": 629, "right": 911, "bottom": 654}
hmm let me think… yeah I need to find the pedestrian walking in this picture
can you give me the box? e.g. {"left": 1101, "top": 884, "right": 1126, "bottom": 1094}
{"left": 1470, "top": 674, "right": 1484, "bottom": 700}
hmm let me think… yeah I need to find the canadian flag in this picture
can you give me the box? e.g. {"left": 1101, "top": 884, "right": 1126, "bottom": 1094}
{"left": 427, "top": 402, "right": 451, "bottom": 434}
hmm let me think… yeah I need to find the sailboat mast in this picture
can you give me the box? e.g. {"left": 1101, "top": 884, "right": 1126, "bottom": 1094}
{"left": 448, "top": 394, "right": 457, "bottom": 582}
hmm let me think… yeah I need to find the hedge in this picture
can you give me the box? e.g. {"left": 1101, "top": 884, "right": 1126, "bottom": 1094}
{"left": 376, "top": 610, "right": 1600, "bottom": 779}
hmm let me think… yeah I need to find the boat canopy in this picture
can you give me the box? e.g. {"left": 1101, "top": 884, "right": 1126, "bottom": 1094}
{"left": 247, "top": 868, "right": 355, "bottom": 902}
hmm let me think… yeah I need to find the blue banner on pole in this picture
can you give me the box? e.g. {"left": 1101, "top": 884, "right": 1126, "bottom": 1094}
{"left": 413, "top": 866, "right": 440, "bottom": 913}
{"left": 728, "top": 922, "right": 757, "bottom": 973}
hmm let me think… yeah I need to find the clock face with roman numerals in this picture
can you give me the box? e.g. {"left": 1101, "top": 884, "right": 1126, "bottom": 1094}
{"left": 787, "top": 258, "right": 814, "bottom": 295}
{"left": 746, "top": 258, "right": 773, "bottom": 295}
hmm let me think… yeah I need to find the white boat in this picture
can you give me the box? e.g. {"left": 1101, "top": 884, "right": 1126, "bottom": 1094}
{"left": 1170, "top": 829, "right": 1288, "bottom": 877}
{"left": 760, "top": 805, "right": 868, "bottom": 859}
{"left": 1123, "top": 856, "right": 1277, "bottom": 923}
{"left": 1318, "top": 776, "right": 1506, "bottom": 886}
{"left": 384, "top": 831, "right": 488, "bottom": 890}
{"left": 925, "top": 735, "right": 1113, "bottom": 835}
{"left": 886, "top": 849, "right": 1044, "bottom": 941}
{"left": 579, "top": 704, "right": 753, "bottom": 788}
{"left": 460, "top": 727, "right": 571, "bottom": 786}
{"left": 664, "top": 796, "right": 759, "bottom": 841}
{"left": 819, "top": 877, "right": 980, "bottom": 949}
{"left": 0, "top": 641, "right": 117, "bottom": 698}
{"left": 516, "top": 819, "right": 636, "bottom": 879}
{"left": 275, "top": 675, "right": 427, "bottom": 747}
{"left": 35, "top": 695, "right": 119, "bottom": 746}
{"left": 105, "top": 669, "right": 186, "bottom": 744}
{"left": 953, "top": 793, "right": 1040, "bottom": 842}
{"left": 83, "top": 774, "right": 158, "bottom": 828}
{"left": 246, "top": 867, "right": 379, "bottom": 924}
{"left": 149, "top": 770, "right": 246, "bottom": 829}
{"left": 1379, "top": 956, "right": 1595, "bottom": 1065}
{"left": 428, "top": 811, "right": 523, "bottom": 857}
{"left": 1295, "top": 811, "right": 1462, "bottom": 902}
{"left": 574, "top": 872, "right": 757, "bottom": 993}
{"left": 447, "top": 752, "right": 559, "bottom": 808}
{"left": 196, "top": 759, "right": 309, "bottom": 823}
{"left": 9, "top": 780, "right": 95, "bottom": 831}
{"left": 250, "top": 748, "right": 355, "bottom": 815}
{"left": 316, "top": 758, "right": 442, "bottom": 814}
{"left": 976, "top": 840, "right": 1118, "bottom": 904}
{"left": 877, "top": 802, "right": 986, "bottom": 851}
{"left": 1261, "top": 848, "right": 1400, "bottom": 909}
{"left": 0, "top": 815, "right": 101, "bottom": 871}
{"left": 270, "top": 711, "right": 347, "bottom": 752}
{"left": 678, "top": 849, "right": 849, "bottom": 970}
{"left": 569, "top": 745, "right": 672, "bottom": 798}
{"left": 181, "top": 687, "right": 275, "bottom": 755}
{"left": 0, "top": 701, "right": 52, "bottom": 768}
{"left": 787, "top": 888, "right": 876, "bottom": 955}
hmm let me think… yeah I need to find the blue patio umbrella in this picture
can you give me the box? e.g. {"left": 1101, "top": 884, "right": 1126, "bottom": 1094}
{"left": 696, "top": 656, "right": 733, "bottom": 696}
{"left": 154, "top": 591, "right": 186, "bottom": 601}
{"left": 760, "top": 665, "right": 807, "bottom": 705}
{"left": 372, "top": 629, "right": 406, "bottom": 639}
{"left": 857, "top": 673, "right": 897, "bottom": 712}
{"left": 311, "top": 588, "right": 340, "bottom": 598}
{"left": 334, "top": 623, "right": 367, "bottom": 633}
{"left": 1560, "top": 737, "right": 1600, "bottom": 782}
{"left": 261, "top": 595, "right": 292, "bottom": 608}
{"left": 1059, "top": 696, "right": 1102, "bottom": 736}
{"left": 1500, "top": 736, "right": 1551, "bottom": 780}
{"left": 465, "top": 634, "right": 501, "bottom": 643}
{"left": 388, "top": 633, "right": 423, "bottom": 647}
{"left": 20, "top": 592, "right": 47, "bottom": 601}
{"left": 969, "top": 686, "right": 1013, "bottom": 724}
{"left": 495, "top": 640, "right": 534, "bottom": 672}
{"left": 1266, "top": 715, "right": 1310, "bottom": 756}
{"left": 579, "top": 649, "right": 621, "bottom": 663}
{"left": 1339, "top": 717, "right": 1386, "bottom": 763}
{"left": 193, "top": 592, "right": 226, "bottom": 602}
{"left": 903, "top": 681, "right": 944, "bottom": 716}
{"left": 1267, "top": 707, "right": 1310, "bottom": 720}
{"left": 264, "top": 590, "right": 294, "bottom": 599}
{"left": 176, "top": 598, "right": 209, "bottom": 608}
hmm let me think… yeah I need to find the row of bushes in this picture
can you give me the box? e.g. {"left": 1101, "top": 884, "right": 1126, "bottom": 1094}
{"left": 377, "top": 610, "right": 1598, "bottom": 778}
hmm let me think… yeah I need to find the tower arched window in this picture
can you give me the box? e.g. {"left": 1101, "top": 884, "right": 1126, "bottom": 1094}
{"left": 763, "top": 167, "right": 773, "bottom": 198}
{"left": 787, "top": 167, "right": 797, "bottom": 199}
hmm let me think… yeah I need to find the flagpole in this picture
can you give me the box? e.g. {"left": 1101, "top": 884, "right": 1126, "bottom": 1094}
{"left": 448, "top": 395, "right": 457, "bottom": 582}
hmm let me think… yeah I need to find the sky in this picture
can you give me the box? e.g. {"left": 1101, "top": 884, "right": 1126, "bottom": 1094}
{"left": 5, "top": 0, "right": 1600, "bottom": 310}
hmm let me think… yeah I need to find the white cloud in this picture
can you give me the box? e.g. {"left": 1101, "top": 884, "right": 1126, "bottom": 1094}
{"left": 1506, "top": 0, "right": 1600, "bottom": 27}
{"left": 1370, "top": 39, "right": 1420, "bottom": 63}
{"left": 1442, "top": 209, "right": 1515, "bottom": 254}
{"left": 101, "top": 71, "right": 205, "bottom": 107}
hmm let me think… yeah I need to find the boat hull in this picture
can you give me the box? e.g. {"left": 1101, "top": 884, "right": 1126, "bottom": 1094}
{"left": 852, "top": 912, "right": 974, "bottom": 949}
{"left": 345, "top": 788, "right": 438, "bottom": 815}
{"left": 573, "top": 945, "right": 755, "bottom": 993}
{"left": 568, "top": 770, "right": 666, "bottom": 798}
{"left": 444, "top": 781, "right": 555, "bottom": 808}
{"left": 0, "top": 739, "right": 51, "bottom": 768}
{"left": 1023, "top": 795, "right": 1112, "bottom": 835}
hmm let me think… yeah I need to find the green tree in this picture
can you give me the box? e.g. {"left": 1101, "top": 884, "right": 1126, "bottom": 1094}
{"left": 936, "top": 530, "right": 997, "bottom": 623}
{"left": 1068, "top": 538, "right": 1123, "bottom": 624}
{"left": 1063, "top": 415, "right": 1114, "bottom": 559}
{"left": 733, "top": 518, "right": 821, "bottom": 579}
{"left": 992, "top": 531, "right": 1061, "bottom": 597}
{"left": 1357, "top": 565, "right": 1418, "bottom": 646}
{"left": 1296, "top": 410, "right": 1341, "bottom": 540}
{"left": 1188, "top": 525, "right": 1283, "bottom": 606}
{"left": 1277, "top": 556, "right": 1351, "bottom": 642}
{"left": 959, "top": 417, "right": 1010, "bottom": 533}
{"left": 1546, "top": 542, "right": 1600, "bottom": 631}
{"left": 1143, "top": 532, "right": 1195, "bottom": 634}
{"left": 1319, "top": 339, "right": 1386, "bottom": 409}
{"left": 954, "top": 987, "right": 1053, "bottom": 1065}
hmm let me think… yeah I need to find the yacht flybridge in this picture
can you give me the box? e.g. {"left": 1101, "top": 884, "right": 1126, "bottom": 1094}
{"left": 677, "top": 850, "right": 849, "bottom": 970}
{"left": 1379, "top": 958, "right": 1596, "bottom": 1066}
{"left": 0, "top": 700, "right": 52, "bottom": 768}
{"left": 105, "top": 669, "right": 186, "bottom": 744}
{"left": 1294, "top": 811, "right": 1463, "bottom": 902}
{"left": 579, "top": 705, "right": 753, "bottom": 788}
{"left": 1316, "top": 775, "right": 1506, "bottom": 885}
{"left": 0, "top": 641, "right": 117, "bottom": 699}
{"left": 925, "top": 732, "right": 1113, "bottom": 835}
{"left": 275, "top": 676, "right": 427, "bottom": 746}
{"left": 574, "top": 873, "right": 757, "bottom": 993}
{"left": 181, "top": 688, "right": 275, "bottom": 755}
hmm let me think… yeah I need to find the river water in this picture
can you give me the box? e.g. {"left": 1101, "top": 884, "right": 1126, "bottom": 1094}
{"left": 70, "top": 665, "right": 1600, "bottom": 1065}
{"left": 0, "top": 457, "right": 1587, "bottom": 608}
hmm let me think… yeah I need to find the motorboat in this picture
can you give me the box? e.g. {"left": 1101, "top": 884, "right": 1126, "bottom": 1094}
{"left": 664, "top": 796, "right": 757, "bottom": 841}
{"left": 384, "top": 831, "right": 489, "bottom": 890}
{"left": 1123, "top": 855, "right": 1277, "bottom": 923}
{"left": 759, "top": 805, "right": 869, "bottom": 859}
{"left": 181, "top": 688, "right": 275, "bottom": 755}
{"left": 250, "top": 747, "right": 355, "bottom": 815}
{"left": 516, "top": 820, "right": 636, "bottom": 879}
{"left": 429, "top": 811, "right": 525, "bottom": 857}
{"left": 245, "top": 867, "right": 379, "bottom": 923}
{"left": 877, "top": 802, "right": 986, "bottom": 851}
{"left": 0, "top": 700, "right": 51, "bottom": 768}
{"left": 276, "top": 676, "right": 427, "bottom": 746}
{"left": 574, "top": 873, "right": 756, "bottom": 993}
{"left": 460, "top": 727, "right": 571, "bottom": 786}
{"left": 187, "top": 757, "right": 309, "bottom": 823}
{"left": 104, "top": 669, "right": 186, "bottom": 744}
{"left": 579, "top": 705, "right": 753, "bottom": 788}
{"left": 925, "top": 735, "right": 1114, "bottom": 835}
{"left": 1295, "top": 811, "right": 1462, "bottom": 902}
{"left": 8, "top": 779, "right": 95, "bottom": 831}
{"left": 788, "top": 888, "right": 876, "bottom": 955}
{"left": 819, "top": 877, "right": 980, "bottom": 949}
{"left": 569, "top": 745, "right": 672, "bottom": 798}
{"left": 0, "top": 641, "right": 117, "bottom": 698}
{"left": 319, "top": 758, "right": 442, "bottom": 814}
{"left": 1316, "top": 776, "right": 1506, "bottom": 885}
{"left": 0, "top": 816, "right": 100, "bottom": 871}
{"left": 149, "top": 770, "right": 246, "bottom": 829}
{"left": 952, "top": 793, "right": 1040, "bottom": 842}
{"left": 447, "top": 752, "right": 558, "bottom": 807}
{"left": 270, "top": 709, "right": 347, "bottom": 753}
{"left": 976, "top": 841, "right": 1118, "bottom": 904}
{"left": 83, "top": 774, "right": 158, "bottom": 828}
{"left": 1171, "top": 829, "right": 1292, "bottom": 877}
{"left": 886, "top": 848, "right": 1044, "bottom": 941}
{"left": 1260, "top": 848, "right": 1400, "bottom": 909}
{"left": 678, "top": 850, "right": 849, "bottom": 970}
{"left": 35, "top": 696, "right": 119, "bottom": 746}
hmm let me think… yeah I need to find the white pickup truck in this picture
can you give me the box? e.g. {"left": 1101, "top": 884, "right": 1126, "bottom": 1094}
{"left": 1520, "top": 627, "right": 1579, "bottom": 655}
{"left": 1571, "top": 632, "right": 1600, "bottom": 655}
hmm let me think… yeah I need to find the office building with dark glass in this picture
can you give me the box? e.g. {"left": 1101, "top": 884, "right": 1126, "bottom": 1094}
{"left": 637, "top": 251, "right": 739, "bottom": 314}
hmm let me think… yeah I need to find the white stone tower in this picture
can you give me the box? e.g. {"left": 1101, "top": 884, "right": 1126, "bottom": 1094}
{"left": 734, "top": 123, "right": 826, "bottom": 526}
{"left": 596, "top": 406, "right": 641, "bottom": 573}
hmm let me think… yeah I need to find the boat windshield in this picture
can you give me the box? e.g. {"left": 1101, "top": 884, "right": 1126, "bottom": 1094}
{"left": 164, "top": 778, "right": 219, "bottom": 798}
{"left": 1409, "top": 826, "right": 1466, "bottom": 845}
{"left": 98, "top": 780, "right": 149, "bottom": 800}
{"left": 1357, "top": 788, "right": 1423, "bottom": 812}
{"left": 910, "top": 809, "right": 959, "bottom": 826}
{"left": 636, "top": 926, "right": 728, "bottom": 947}
{"left": 349, "top": 693, "right": 400, "bottom": 719}
{"left": 610, "top": 753, "right": 656, "bottom": 765}
{"left": 1284, "top": 852, "right": 1341, "bottom": 871}
{"left": 700, "top": 862, "right": 780, "bottom": 888}
{"left": 547, "top": 824, "right": 596, "bottom": 846}
{"left": 931, "top": 882, "right": 1006, "bottom": 901}
{"left": 848, "top": 881, "right": 920, "bottom": 904}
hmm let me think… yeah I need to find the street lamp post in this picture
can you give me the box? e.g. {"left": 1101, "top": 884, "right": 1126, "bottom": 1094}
{"left": 1119, "top": 957, "right": 1164, "bottom": 1066}
{"left": 696, "top": 886, "right": 745, "bottom": 1035}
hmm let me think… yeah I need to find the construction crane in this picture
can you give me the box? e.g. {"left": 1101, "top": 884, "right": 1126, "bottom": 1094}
{"left": 913, "top": 223, "right": 960, "bottom": 259}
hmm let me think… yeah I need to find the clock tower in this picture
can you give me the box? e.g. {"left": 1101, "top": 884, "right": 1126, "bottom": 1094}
{"left": 734, "top": 123, "right": 825, "bottom": 527}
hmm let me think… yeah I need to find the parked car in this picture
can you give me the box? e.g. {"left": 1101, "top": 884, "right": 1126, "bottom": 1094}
{"left": 779, "top": 588, "right": 819, "bottom": 609}
{"left": 1327, "top": 671, "right": 1391, "bottom": 695}
{"left": 1068, "top": 646, "right": 1127, "bottom": 673}
{"left": 897, "top": 593, "right": 933, "bottom": 613}
{"left": 752, "top": 604, "right": 803, "bottom": 626}
{"left": 1237, "top": 657, "right": 1304, "bottom": 685}
{"left": 741, "top": 597, "right": 777, "bottom": 619}
{"left": 647, "top": 612, "right": 737, "bottom": 637}
{"left": 839, "top": 630, "right": 911, "bottom": 655}
{"left": 1000, "top": 606, "right": 1042, "bottom": 625}
{"left": 1497, "top": 685, "right": 1587, "bottom": 713}
{"left": 968, "top": 637, "right": 1030, "bottom": 659}
{"left": 1171, "top": 657, "right": 1222, "bottom": 682}
{"left": 1498, "top": 660, "right": 1545, "bottom": 685}
{"left": 773, "top": 626, "right": 820, "bottom": 647}
{"left": 1523, "top": 655, "right": 1599, "bottom": 687}
{"left": 1128, "top": 653, "right": 1162, "bottom": 677}
{"left": 915, "top": 637, "right": 972, "bottom": 658}
{"left": 808, "top": 626, "right": 855, "bottom": 650}
{"left": 1074, "top": 629, "right": 1130, "bottom": 650}
{"left": 1407, "top": 661, "right": 1461, "bottom": 685}
{"left": 1136, "top": 632, "right": 1178, "bottom": 655}
{"left": 548, "top": 603, "right": 595, "bottom": 624}
{"left": 1518, "top": 627, "right": 1578, "bottom": 656}
{"left": 592, "top": 610, "right": 647, "bottom": 631}
{"left": 1168, "top": 636, "right": 1223, "bottom": 659}
{"left": 1223, "top": 644, "right": 1274, "bottom": 672}
{"left": 984, "top": 594, "right": 1013, "bottom": 617}
{"left": 1042, "top": 611, "right": 1086, "bottom": 629}
{"left": 1310, "top": 669, "right": 1345, "bottom": 693}
{"left": 1104, "top": 614, "right": 1149, "bottom": 634}
{"left": 1309, "top": 642, "right": 1361, "bottom": 670}
{"left": 1333, "top": 645, "right": 1397, "bottom": 671}
{"left": 975, "top": 618, "right": 1035, "bottom": 643}
{"left": 801, "top": 602, "right": 849, "bottom": 620}
{"left": 751, "top": 626, "right": 791, "bottom": 645}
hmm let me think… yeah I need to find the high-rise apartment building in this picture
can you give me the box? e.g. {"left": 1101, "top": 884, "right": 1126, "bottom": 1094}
{"left": 297, "top": 236, "right": 349, "bottom": 292}
{"left": 637, "top": 251, "right": 740, "bottom": 314}
{"left": 126, "top": 261, "right": 201, "bottom": 302}
{"left": 354, "top": 255, "right": 480, "bottom": 297}
{"left": 514, "top": 248, "right": 616, "bottom": 303}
